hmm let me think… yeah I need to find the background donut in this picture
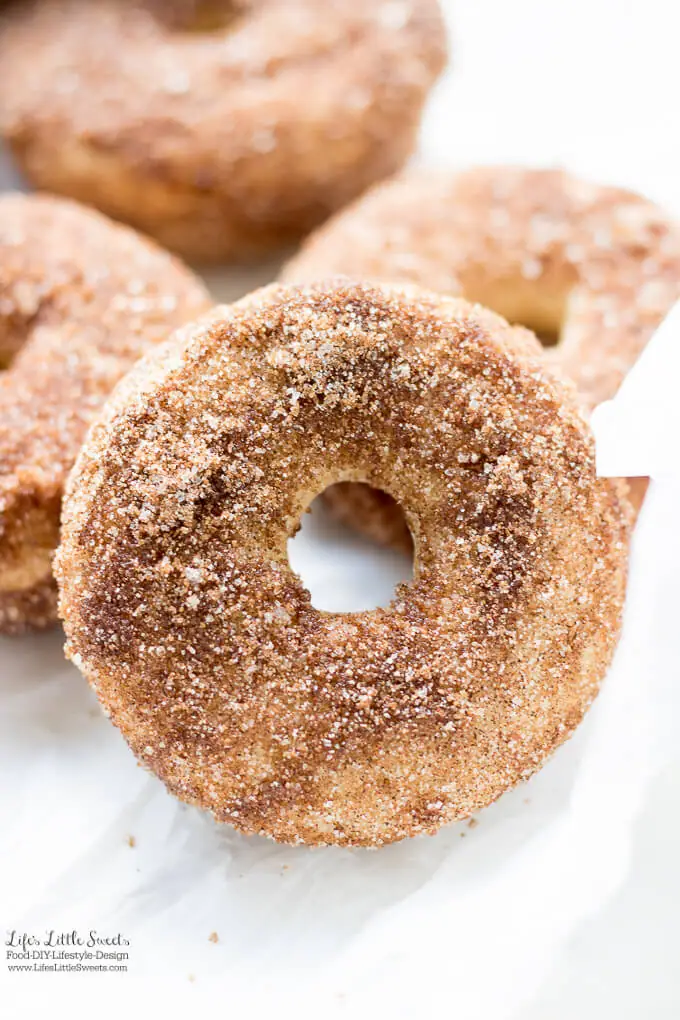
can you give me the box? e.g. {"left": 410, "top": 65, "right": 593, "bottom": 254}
{"left": 0, "top": 192, "right": 210, "bottom": 634}
{"left": 56, "top": 280, "right": 631, "bottom": 847}
{"left": 0, "top": 0, "right": 447, "bottom": 263}
{"left": 283, "top": 166, "right": 680, "bottom": 547}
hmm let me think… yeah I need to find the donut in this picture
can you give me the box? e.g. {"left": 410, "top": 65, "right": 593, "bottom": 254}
{"left": 0, "top": 1, "right": 447, "bottom": 263}
{"left": 56, "top": 280, "right": 631, "bottom": 847}
{"left": 0, "top": 192, "right": 210, "bottom": 634}
{"left": 283, "top": 166, "right": 678, "bottom": 547}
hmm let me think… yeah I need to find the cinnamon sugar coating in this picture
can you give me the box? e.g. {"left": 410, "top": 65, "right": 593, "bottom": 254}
{"left": 284, "top": 167, "right": 680, "bottom": 546}
{"left": 0, "top": 192, "right": 210, "bottom": 634}
{"left": 0, "top": 0, "right": 447, "bottom": 263}
{"left": 56, "top": 280, "right": 631, "bottom": 847}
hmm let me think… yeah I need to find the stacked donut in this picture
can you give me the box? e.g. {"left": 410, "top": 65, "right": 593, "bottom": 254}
{"left": 0, "top": 2, "right": 670, "bottom": 847}
{"left": 0, "top": 193, "right": 210, "bottom": 632}
{"left": 0, "top": 0, "right": 447, "bottom": 261}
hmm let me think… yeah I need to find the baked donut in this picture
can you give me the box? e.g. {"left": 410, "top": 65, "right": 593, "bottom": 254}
{"left": 0, "top": 192, "right": 210, "bottom": 634}
{"left": 0, "top": 0, "right": 447, "bottom": 263}
{"left": 56, "top": 280, "right": 631, "bottom": 847}
{"left": 284, "top": 166, "right": 679, "bottom": 546}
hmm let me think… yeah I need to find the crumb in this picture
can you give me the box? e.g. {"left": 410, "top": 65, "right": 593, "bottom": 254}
{"left": 467, "top": 817, "right": 479, "bottom": 829}
{"left": 208, "top": 932, "right": 219, "bottom": 944}
{"left": 127, "top": 835, "right": 136, "bottom": 848}
{"left": 188, "top": 974, "right": 195, "bottom": 983}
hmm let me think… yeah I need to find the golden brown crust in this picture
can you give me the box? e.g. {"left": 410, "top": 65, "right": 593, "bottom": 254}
{"left": 0, "top": 192, "right": 210, "bottom": 633}
{"left": 0, "top": 0, "right": 447, "bottom": 263}
{"left": 283, "top": 166, "right": 678, "bottom": 543}
{"left": 56, "top": 280, "right": 631, "bottom": 847}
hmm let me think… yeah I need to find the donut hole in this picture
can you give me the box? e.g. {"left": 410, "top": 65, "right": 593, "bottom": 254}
{"left": 532, "top": 326, "right": 561, "bottom": 349}
{"left": 156, "top": 0, "right": 244, "bottom": 34}
{"left": 287, "top": 485, "right": 414, "bottom": 614}
{"left": 461, "top": 276, "right": 568, "bottom": 350}
{"left": 0, "top": 324, "right": 26, "bottom": 369}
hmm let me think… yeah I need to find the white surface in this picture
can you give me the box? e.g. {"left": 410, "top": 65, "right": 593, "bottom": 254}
{"left": 2, "top": 1, "right": 680, "bottom": 1016}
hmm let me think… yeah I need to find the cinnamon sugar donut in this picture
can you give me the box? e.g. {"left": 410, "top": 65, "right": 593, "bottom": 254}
{"left": 56, "top": 280, "right": 631, "bottom": 847}
{"left": 284, "top": 166, "right": 679, "bottom": 546}
{"left": 0, "top": 192, "right": 210, "bottom": 634}
{"left": 0, "top": 0, "right": 447, "bottom": 263}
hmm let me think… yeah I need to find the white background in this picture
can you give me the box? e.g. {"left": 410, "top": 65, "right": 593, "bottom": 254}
{"left": 2, "top": 1, "right": 680, "bottom": 1016}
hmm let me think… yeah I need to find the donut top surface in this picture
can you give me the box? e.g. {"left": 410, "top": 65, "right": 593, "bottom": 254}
{"left": 57, "top": 281, "right": 631, "bottom": 846}
{"left": 283, "top": 166, "right": 680, "bottom": 410}
{"left": 0, "top": 192, "right": 210, "bottom": 628}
